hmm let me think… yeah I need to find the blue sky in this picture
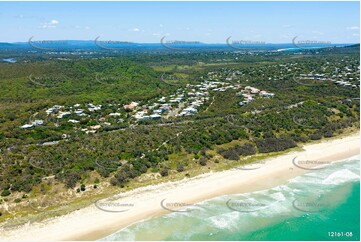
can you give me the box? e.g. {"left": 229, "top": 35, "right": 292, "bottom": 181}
{"left": 0, "top": 1, "right": 359, "bottom": 43}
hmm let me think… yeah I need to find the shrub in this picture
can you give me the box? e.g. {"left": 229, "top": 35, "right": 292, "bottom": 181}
{"left": 1, "top": 190, "right": 11, "bottom": 197}
{"left": 310, "top": 132, "right": 322, "bottom": 140}
{"left": 199, "top": 158, "right": 207, "bottom": 166}
{"left": 218, "top": 143, "right": 256, "bottom": 160}
{"left": 110, "top": 177, "right": 118, "bottom": 186}
{"left": 115, "top": 170, "right": 129, "bottom": 184}
{"left": 160, "top": 168, "right": 169, "bottom": 177}
{"left": 176, "top": 164, "right": 185, "bottom": 172}
{"left": 235, "top": 143, "right": 256, "bottom": 156}
{"left": 255, "top": 137, "right": 297, "bottom": 153}
{"left": 64, "top": 172, "right": 81, "bottom": 189}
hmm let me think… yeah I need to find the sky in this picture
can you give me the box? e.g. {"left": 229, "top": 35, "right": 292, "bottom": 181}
{"left": 0, "top": 1, "right": 359, "bottom": 43}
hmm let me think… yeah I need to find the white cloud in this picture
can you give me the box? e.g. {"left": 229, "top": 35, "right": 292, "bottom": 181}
{"left": 282, "top": 24, "right": 292, "bottom": 28}
{"left": 347, "top": 26, "right": 359, "bottom": 30}
{"left": 40, "top": 19, "right": 59, "bottom": 29}
{"left": 352, "top": 33, "right": 359, "bottom": 36}
{"left": 50, "top": 20, "right": 59, "bottom": 25}
{"left": 131, "top": 28, "right": 140, "bottom": 32}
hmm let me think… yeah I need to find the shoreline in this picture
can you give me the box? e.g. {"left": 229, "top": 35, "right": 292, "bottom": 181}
{"left": 1, "top": 132, "right": 360, "bottom": 241}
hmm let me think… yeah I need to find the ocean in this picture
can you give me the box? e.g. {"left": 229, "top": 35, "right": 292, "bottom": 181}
{"left": 102, "top": 155, "right": 360, "bottom": 241}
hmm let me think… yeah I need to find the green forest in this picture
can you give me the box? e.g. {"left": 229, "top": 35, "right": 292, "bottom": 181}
{"left": 0, "top": 45, "right": 359, "bottom": 222}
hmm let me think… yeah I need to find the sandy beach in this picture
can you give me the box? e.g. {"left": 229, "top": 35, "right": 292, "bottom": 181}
{"left": 1, "top": 132, "right": 359, "bottom": 241}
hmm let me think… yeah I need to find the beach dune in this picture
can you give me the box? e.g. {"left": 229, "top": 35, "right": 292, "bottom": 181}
{"left": 1, "top": 133, "right": 359, "bottom": 241}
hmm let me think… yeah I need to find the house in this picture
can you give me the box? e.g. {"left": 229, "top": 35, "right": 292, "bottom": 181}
{"left": 123, "top": 102, "right": 139, "bottom": 110}
{"left": 245, "top": 86, "right": 260, "bottom": 94}
{"left": 196, "top": 92, "right": 205, "bottom": 97}
{"left": 42, "top": 141, "right": 59, "bottom": 146}
{"left": 138, "top": 116, "right": 150, "bottom": 121}
{"left": 150, "top": 114, "right": 162, "bottom": 120}
{"left": 74, "top": 109, "right": 84, "bottom": 115}
{"left": 20, "top": 124, "right": 33, "bottom": 129}
{"left": 32, "top": 120, "right": 44, "bottom": 126}
{"left": 90, "top": 125, "right": 101, "bottom": 130}
{"left": 86, "top": 130, "right": 97, "bottom": 134}
{"left": 57, "top": 111, "right": 71, "bottom": 118}
{"left": 157, "top": 97, "right": 166, "bottom": 103}
{"left": 87, "top": 104, "right": 102, "bottom": 112}
{"left": 153, "top": 109, "right": 163, "bottom": 114}
{"left": 109, "top": 112, "right": 121, "bottom": 116}
{"left": 259, "top": 91, "right": 275, "bottom": 98}
{"left": 134, "top": 109, "right": 148, "bottom": 119}
{"left": 68, "top": 119, "right": 79, "bottom": 123}
{"left": 46, "top": 105, "right": 62, "bottom": 115}
{"left": 46, "top": 109, "right": 54, "bottom": 115}
{"left": 180, "top": 107, "right": 198, "bottom": 115}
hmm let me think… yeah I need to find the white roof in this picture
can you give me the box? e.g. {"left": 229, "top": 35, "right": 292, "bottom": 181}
{"left": 20, "top": 124, "right": 33, "bottom": 129}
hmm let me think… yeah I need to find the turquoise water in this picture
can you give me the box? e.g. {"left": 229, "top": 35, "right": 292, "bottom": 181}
{"left": 102, "top": 155, "right": 360, "bottom": 241}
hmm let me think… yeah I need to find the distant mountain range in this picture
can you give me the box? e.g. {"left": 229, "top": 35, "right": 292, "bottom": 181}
{"left": 0, "top": 40, "right": 358, "bottom": 52}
